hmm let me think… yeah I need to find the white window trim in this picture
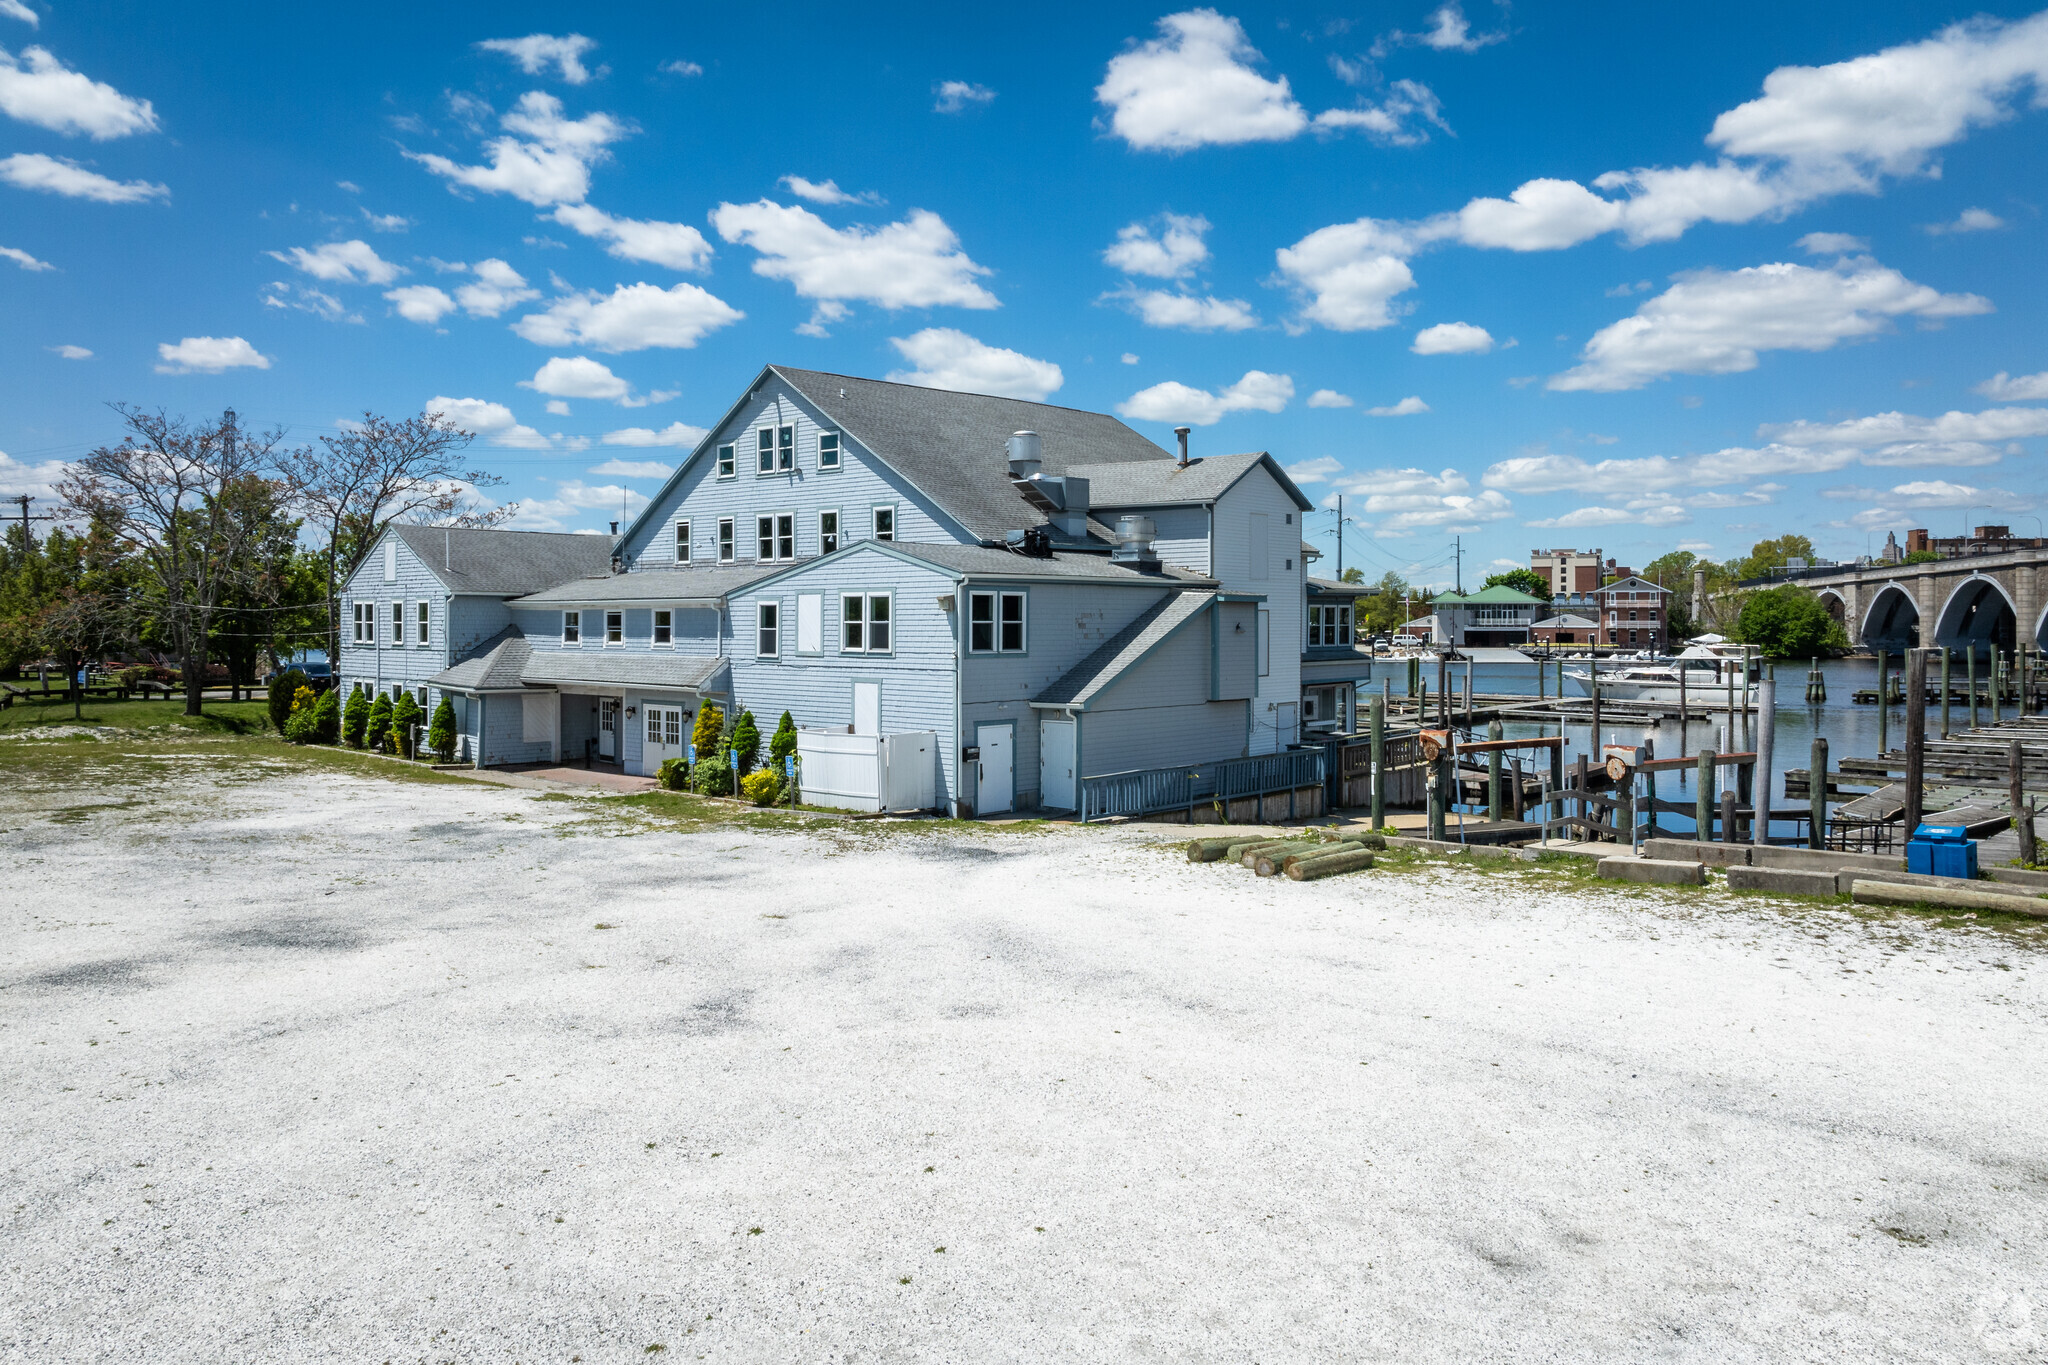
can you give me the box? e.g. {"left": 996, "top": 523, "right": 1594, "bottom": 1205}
{"left": 717, "top": 517, "right": 735, "bottom": 564}
{"left": 604, "top": 610, "right": 624, "bottom": 646}
{"left": 841, "top": 591, "right": 893, "bottom": 654}
{"left": 390, "top": 601, "right": 405, "bottom": 647}
{"left": 563, "top": 610, "right": 581, "bottom": 645}
{"left": 966, "top": 589, "right": 1027, "bottom": 654}
{"left": 756, "top": 510, "right": 797, "bottom": 563}
{"left": 674, "top": 519, "right": 691, "bottom": 564}
{"left": 716, "top": 443, "right": 736, "bottom": 480}
{"left": 416, "top": 600, "right": 431, "bottom": 646}
{"left": 756, "top": 425, "right": 794, "bottom": 476}
{"left": 818, "top": 508, "right": 840, "bottom": 556}
{"left": 756, "top": 600, "right": 780, "bottom": 658}
{"left": 653, "top": 608, "right": 673, "bottom": 648}
{"left": 817, "top": 430, "right": 841, "bottom": 471}
{"left": 871, "top": 504, "right": 896, "bottom": 542}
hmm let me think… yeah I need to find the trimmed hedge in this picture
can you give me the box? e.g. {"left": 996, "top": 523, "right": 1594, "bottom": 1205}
{"left": 342, "top": 689, "right": 369, "bottom": 748}
{"left": 427, "top": 696, "right": 456, "bottom": 761}
{"left": 268, "top": 669, "right": 309, "bottom": 733}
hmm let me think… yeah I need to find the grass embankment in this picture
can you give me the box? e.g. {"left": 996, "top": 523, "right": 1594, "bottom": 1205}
{"left": 0, "top": 696, "right": 271, "bottom": 737}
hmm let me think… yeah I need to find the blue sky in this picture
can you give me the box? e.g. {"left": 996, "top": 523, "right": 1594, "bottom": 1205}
{"left": 5, "top": 1, "right": 2047, "bottom": 586}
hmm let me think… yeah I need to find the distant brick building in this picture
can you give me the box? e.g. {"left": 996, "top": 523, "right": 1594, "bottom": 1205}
{"left": 1530, "top": 548, "right": 1635, "bottom": 597}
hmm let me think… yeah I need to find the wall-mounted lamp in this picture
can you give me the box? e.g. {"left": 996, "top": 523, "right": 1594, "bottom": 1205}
{"left": 936, "top": 594, "right": 956, "bottom": 612}
{"left": 625, "top": 706, "right": 637, "bottom": 719}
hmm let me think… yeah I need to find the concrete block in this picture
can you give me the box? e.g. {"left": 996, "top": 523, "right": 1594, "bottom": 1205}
{"left": 1643, "top": 838, "right": 1750, "bottom": 868}
{"left": 1384, "top": 836, "right": 1519, "bottom": 860}
{"left": 1989, "top": 865, "right": 2048, "bottom": 892}
{"left": 1836, "top": 866, "right": 2048, "bottom": 898}
{"left": 1727, "top": 865, "right": 1839, "bottom": 897}
{"left": 1850, "top": 879, "right": 2048, "bottom": 917}
{"left": 1597, "top": 856, "right": 1707, "bottom": 886}
{"left": 1751, "top": 846, "right": 1904, "bottom": 875}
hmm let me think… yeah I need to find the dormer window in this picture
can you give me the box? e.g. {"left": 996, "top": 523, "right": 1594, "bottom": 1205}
{"left": 563, "top": 611, "right": 581, "bottom": 644}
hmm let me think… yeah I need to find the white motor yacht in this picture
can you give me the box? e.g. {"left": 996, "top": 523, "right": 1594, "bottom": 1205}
{"left": 1565, "top": 642, "right": 1758, "bottom": 707}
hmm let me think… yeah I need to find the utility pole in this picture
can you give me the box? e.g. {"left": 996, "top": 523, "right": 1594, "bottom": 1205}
{"left": 1335, "top": 495, "right": 1343, "bottom": 581}
{"left": 1454, "top": 535, "right": 1463, "bottom": 594}
{"left": 10, "top": 493, "right": 56, "bottom": 553}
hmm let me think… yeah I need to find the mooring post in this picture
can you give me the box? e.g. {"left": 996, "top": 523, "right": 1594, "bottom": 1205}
{"left": 2012, "top": 739, "right": 2026, "bottom": 842}
{"left": 1678, "top": 663, "right": 1688, "bottom": 725}
{"left": 1641, "top": 736, "right": 1657, "bottom": 838}
{"left": 1574, "top": 754, "right": 1589, "bottom": 841}
{"left": 1905, "top": 648, "right": 1928, "bottom": 836}
{"left": 1509, "top": 756, "right": 1525, "bottom": 822}
{"left": 1810, "top": 736, "right": 1829, "bottom": 850}
{"left": 1722, "top": 789, "right": 1738, "bottom": 845}
{"left": 1967, "top": 646, "right": 1979, "bottom": 730}
{"left": 1487, "top": 719, "right": 1504, "bottom": 821}
{"left": 1940, "top": 646, "right": 1952, "bottom": 738}
{"left": 1590, "top": 667, "right": 1602, "bottom": 759}
{"left": 1697, "top": 749, "right": 1715, "bottom": 842}
{"left": 1426, "top": 751, "right": 1445, "bottom": 842}
{"left": 1751, "top": 673, "right": 1776, "bottom": 848}
{"left": 1369, "top": 694, "right": 1386, "bottom": 831}
{"left": 1876, "top": 648, "right": 1888, "bottom": 754}
{"left": 1550, "top": 730, "right": 1564, "bottom": 790}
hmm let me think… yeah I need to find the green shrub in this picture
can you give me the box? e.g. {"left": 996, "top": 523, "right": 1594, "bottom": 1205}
{"left": 690, "top": 703, "right": 723, "bottom": 759}
{"left": 691, "top": 757, "right": 732, "bottom": 796}
{"left": 311, "top": 688, "right": 341, "bottom": 744}
{"left": 731, "top": 709, "right": 761, "bottom": 777}
{"left": 268, "top": 669, "right": 309, "bottom": 732}
{"left": 427, "top": 696, "right": 456, "bottom": 761}
{"left": 283, "top": 705, "right": 319, "bottom": 744}
{"left": 389, "top": 692, "right": 423, "bottom": 758}
{"left": 741, "top": 769, "right": 782, "bottom": 805}
{"left": 365, "top": 693, "right": 392, "bottom": 753}
{"left": 770, "top": 710, "right": 798, "bottom": 765}
{"left": 342, "top": 689, "right": 369, "bottom": 748}
{"left": 657, "top": 756, "right": 690, "bottom": 790}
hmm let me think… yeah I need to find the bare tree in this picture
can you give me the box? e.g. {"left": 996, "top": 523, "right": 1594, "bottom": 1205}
{"left": 60, "top": 407, "right": 289, "bottom": 715}
{"left": 275, "top": 410, "right": 502, "bottom": 668}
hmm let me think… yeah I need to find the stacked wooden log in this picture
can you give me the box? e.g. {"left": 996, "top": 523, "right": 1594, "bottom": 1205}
{"left": 1185, "top": 831, "right": 1386, "bottom": 881}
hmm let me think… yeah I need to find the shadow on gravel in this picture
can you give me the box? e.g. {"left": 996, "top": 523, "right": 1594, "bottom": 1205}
{"left": 670, "top": 990, "right": 754, "bottom": 1036}
{"left": 214, "top": 919, "right": 376, "bottom": 953}
{"left": 15, "top": 958, "right": 158, "bottom": 990}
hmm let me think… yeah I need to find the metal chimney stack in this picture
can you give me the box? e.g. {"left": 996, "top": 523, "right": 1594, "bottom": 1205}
{"left": 1174, "top": 426, "right": 1191, "bottom": 467}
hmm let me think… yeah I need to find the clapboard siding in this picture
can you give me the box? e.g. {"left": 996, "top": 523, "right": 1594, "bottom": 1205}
{"left": 508, "top": 604, "right": 723, "bottom": 659}
{"left": 1081, "top": 700, "right": 1248, "bottom": 776}
{"left": 480, "top": 693, "right": 550, "bottom": 766}
{"left": 448, "top": 596, "right": 512, "bottom": 661}
{"left": 337, "top": 529, "right": 448, "bottom": 697}
{"left": 1094, "top": 502, "right": 1210, "bottom": 576}
{"left": 1210, "top": 471, "right": 1304, "bottom": 754}
{"left": 620, "top": 373, "right": 975, "bottom": 570}
{"left": 726, "top": 549, "right": 960, "bottom": 806}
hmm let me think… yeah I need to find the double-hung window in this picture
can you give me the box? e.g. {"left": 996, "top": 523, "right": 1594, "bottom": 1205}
{"left": 819, "top": 510, "right": 839, "bottom": 555}
{"left": 653, "top": 609, "right": 672, "bottom": 646}
{"left": 841, "top": 593, "right": 891, "bottom": 653}
{"left": 563, "top": 610, "right": 581, "bottom": 644}
{"left": 351, "top": 601, "right": 371, "bottom": 644}
{"left": 757, "top": 425, "right": 794, "bottom": 474}
{"left": 717, "top": 443, "right": 736, "bottom": 479}
{"left": 390, "top": 601, "right": 405, "bottom": 645}
{"left": 756, "top": 601, "right": 780, "bottom": 657}
{"left": 605, "top": 610, "right": 623, "bottom": 645}
{"left": 967, "top": 591, "right": 1026, "bottom": 653}
{"left": 416, "top": 601, "right": 431, "bottom": 645}
{"left": 872, "top": 506, "right": 895, "bottom": 542}
{"left": 757, "top": 513, "right": 795, "bottom": 562}
{"left": 674, "top": 520, "right": 690, "bottom": 564}
{"left": 717, "top": 517, "right": 735, "bottom": 563}
{"left": 818, "top": 431, "right": 840, "bottom": 470}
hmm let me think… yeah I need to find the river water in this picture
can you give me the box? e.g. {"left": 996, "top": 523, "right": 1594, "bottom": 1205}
{"left": 1352, "top": 655, "right": 2016, "bottom": 840}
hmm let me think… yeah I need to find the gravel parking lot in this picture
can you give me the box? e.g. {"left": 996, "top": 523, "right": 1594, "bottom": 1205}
{"left": 4, "top": 746, "right": 2046, "bottom": 1363}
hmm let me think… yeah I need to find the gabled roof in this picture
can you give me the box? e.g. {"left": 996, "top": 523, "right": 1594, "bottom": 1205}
{"left": 389, "top": 525, "right": 617, "bottom": 596}
{"left": 878, "top": 540, "right": 1215, "bottom": 583}
{"left": 1032, "top": 591, "right": 1215, "bottom": 709}
{"left": 513, "top": 564, "right": 786, "bottom": 606}
{"left": 1308, "top": 576, "right": 1364, "bottom": 597}
{"left": 523, "top": 652, "right": 728, "bottom": 692}
{"left": 773, "top": 367, "right": 1177, "bottom": 541}
{"left": 429, "top": 627, "right": 531, "bottom": 691}
{"left": 1599, "top": 575, "right": 1671, "bottom": 593}
{"left": 1062, "top": 451, "right": 1313, "bottom": 513}
{"left": 1435, "top": 584, "right": 1546, "bottom": 605}
{"left": 1531, "top": 613, "right": 1599, "bottom": 629}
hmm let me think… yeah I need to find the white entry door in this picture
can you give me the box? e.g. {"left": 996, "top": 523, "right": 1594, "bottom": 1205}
{"left": 1040, "top": 718, "right": 1075, "bottom": 810}
{"left": 976, "top": 724, "right": 1013, "bottom": 814}
{"left": 852, "top": 680, "right": 880, "bottom": 736}
{"left": 642, "top": 705, "right": 684, "bottom": 776}
{"left": 598, "top": 697, "right": 619, "bottom": 760}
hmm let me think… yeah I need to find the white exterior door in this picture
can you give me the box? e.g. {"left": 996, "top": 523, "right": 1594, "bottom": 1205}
{"left": 1040, "top": 718, "right": 1075, "bottom": 810}
{"left": 598, "top": 697, "right": 618, "bottom": 760}
{"left": 852, "top": 681, "right": 880, "bottom": 736}
{"left": 642, "top": 705, "right": 684, "bottom": 775}
{"left": 976, "top": 724, "right": 1013, "bottom": 815}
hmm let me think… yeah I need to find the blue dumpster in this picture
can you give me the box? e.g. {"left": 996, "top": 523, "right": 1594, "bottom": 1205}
{"left": 1906, "top": 823, "right": 1977, "bottom": 879}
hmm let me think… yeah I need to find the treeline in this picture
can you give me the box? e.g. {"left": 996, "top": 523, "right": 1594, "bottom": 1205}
{"left": 0, "top": 403, "right": 508, "bottom": 715}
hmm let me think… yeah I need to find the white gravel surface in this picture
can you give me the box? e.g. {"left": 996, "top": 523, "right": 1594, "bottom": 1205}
{"left": 4, "top": 754, "right": 2047, "bottom": 1363}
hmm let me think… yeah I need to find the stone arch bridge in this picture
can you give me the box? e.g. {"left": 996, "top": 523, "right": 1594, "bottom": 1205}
{"left": 1746, "top": 547, "right": 2048, "bottom": 655}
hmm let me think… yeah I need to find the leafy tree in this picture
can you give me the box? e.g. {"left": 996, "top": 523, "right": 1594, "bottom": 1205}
{"left": 205, "top": 475, "right": 313, "bottom": 701}
{"left": 730, "top": 709, "right": 761, "bottom": 777}
{"left": 1338, "top": 567, "right": 1364, "bottom": 584}
{"left": 268, "top": 668, "right": 310, "bottom": 733}
{"left": 1734, "top": 585, "right": 1848, "bottom": 659}
{"left": 342, "top": 687, "right": 369, "bottom": 748}
{"left": 1903, "top": 548, "right": 1940, "bottom": 564}
{"left": 365, "top": 692, "right": 392, "bottom": 754}
{"left": 1480, "top": 568, "right": 1550, "bottom": 601}
{"left": 770, "top": 710, "right": 798, "bottom": 768}
{"left": 428, "top": 695, "right": 456, "bottom": 761}
{"left": 310, "top": 687, "right": 340, "bottom": 744}
{"left": 1733, "top": 534, "right": 1816, "bottom": 581}
{"left": 389, "top": 691, "right": 423, "bottom": 758}
{"left": 1353, "top": 571, "right": 1414, "bottom": 637}
{"left": 36, "top": 585, "right": 131, "bottom": 719}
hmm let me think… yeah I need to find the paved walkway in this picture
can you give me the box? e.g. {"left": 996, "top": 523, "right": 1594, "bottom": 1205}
{"left": 459, "top": 762, "right": 659, "bottom": 795}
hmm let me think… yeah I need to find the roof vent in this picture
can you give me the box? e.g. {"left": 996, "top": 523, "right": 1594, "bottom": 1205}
{"left": 1174, "top": 426, "right": 1191, "bottom": 468}
{"left": 1005, "top": 526, "right": 1055, "bottom": 558}
{"left": 1109, "top": 515, "right": 1161, "bottom": 572}
{"left": 1006, "top": 430, "right": 1042, "bottom": 478}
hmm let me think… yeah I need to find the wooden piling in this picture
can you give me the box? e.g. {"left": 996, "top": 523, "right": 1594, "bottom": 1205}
{"left": 1810, "top": 736, "right": 1829, "bottom": 850}
{"left": 1677, "top": 663, "right": 1687, "bottom": 725}
{"left": 1876, "top": 648, "right": 1888, "bottom": 754}
{"left": 1940, "top": 647, "right": 1951, "bottom": 738}
{"left": 1905, "top": 648, "right": 1928, "bottom": 836}
{"left": 1509, "top": 757, "right": 1526, "bottom": 821}
{"left": 1369, "top": 693, "right": 1386, "bottom": 831}
{"left": 1487, "top": 718, "right": 1504, "bottom": 821}
{"left": 1967, "top": 646, "right": 1979, "bottom": 729}
{"left": 1575, "top": 754, "right": 1590, "bottom": 839}
{"left": 2013, "top": 739, "right": 2026, "bottom": 841}
{"left": 1697, "top": 749, "right": 1715, "bottom": 841}
{"left": 1590, "top": 669, "right": 1602, "bottom": 758}
{"left": 1426, "top": 753, "right": 1446, "bottom": 842}
{"left": 1721, "top": 790, "right": 1738, "bottom": 845}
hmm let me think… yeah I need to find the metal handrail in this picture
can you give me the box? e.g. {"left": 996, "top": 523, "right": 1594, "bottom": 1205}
{"left": 1077, "top": 748, "right": 1327, "bottom": 823}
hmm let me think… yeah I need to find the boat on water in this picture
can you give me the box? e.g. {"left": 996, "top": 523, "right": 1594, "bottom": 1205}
{"left": 1564, "top": 641, "right": 1760, "bottom": 706}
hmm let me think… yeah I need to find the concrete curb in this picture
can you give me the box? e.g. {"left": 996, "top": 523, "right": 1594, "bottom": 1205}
{"left": 1382, "top": 836, "right": 1524, "bottom": 860}
{"left": 1849, "top": 879, "right": 2048, "bottom": 917}
{"left": 1597, "top": 857, "right": 1707, "bottom": 886}
{"left": 1727, "top": 865, "right": 1839, "bottom": 897}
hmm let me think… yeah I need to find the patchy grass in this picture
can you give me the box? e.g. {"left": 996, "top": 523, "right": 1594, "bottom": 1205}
{"left": 0, "top": 696, "right": 272, "bottom": 738}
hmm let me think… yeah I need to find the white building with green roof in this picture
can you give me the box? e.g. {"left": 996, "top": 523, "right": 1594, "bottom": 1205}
{"left": 1401, "top": 584, "right": 1546, "bottom": 647}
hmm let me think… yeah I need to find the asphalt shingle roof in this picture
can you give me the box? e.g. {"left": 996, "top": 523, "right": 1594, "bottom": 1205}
{"left": 772, "top": 367, "right": 1176, "bottom": 540}
{"left": 1032, "top": 591, "right": 1215, "bottom": 709}
{"left": 520, "top": 652, "right": 729, "bottom": 692}
{"left": 392, "top": 525, "right": 616, "bottom": 596}
{"left": 428, "top": 628, "right": 530, "bottom": 690}
{"left": 879, "top": 542, "right": 1215, "bottom": 584}
{"left": 513, "top": 564, "right": 786, "bottom": 606}
{"left": 1062, "top": 452, "right": 1312, "bottom": 512}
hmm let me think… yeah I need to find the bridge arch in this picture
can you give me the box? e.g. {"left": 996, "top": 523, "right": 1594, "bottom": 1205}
{"left": 1860, "top": 582, "right": 1920, "bottom": 652}
{"left": 1815, "top": 588, "right": 1848, "bottom": 632}
{"left": 1932, "top": 573, "right": 2018, "bottom": 658}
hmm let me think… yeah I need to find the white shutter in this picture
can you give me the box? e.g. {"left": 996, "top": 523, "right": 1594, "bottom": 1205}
{"left": 797, "top": 594, "right": 822, "bottom": 653}
{"left": 521, "top": 693, "right": 551, "bottom": 742}
{"left": 383, "top": 539, "right": 396, "bottom": 582}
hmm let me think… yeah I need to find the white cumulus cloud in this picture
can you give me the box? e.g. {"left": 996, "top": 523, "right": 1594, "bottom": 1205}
{"left": 600, "top": 423, "right": 708, "bottom": 450}
{"left": 1114, "top": 288, "right": 1258, "bottom": 332}
{"left": 1273, "top": 219, "right": 1417, "bottom": 331}
{"left": 1104, "top": 212, "right": 1210, "bottom": 278}
{"left": 522, "top": 355, "right": 629, "bottom": 402}
{"left": 48, "top": 343, "right": 90, "bottom": 358}
{"left": 1, "top": 2, "right": 39, "bottom": 27}
{"left": 408, "top": 91, "right": 629, "bottom": 207}
{"left": 1306, "top": 389, "right": 1353, "bottom": 409}
{"left": 2, "top": 241, "right": 52, "bottom": 270}
{"left": 1368, "top": 396, "right": 1430, "bottom": 416}
{"left": 711, "top": 200, "right": 997, "bottom": 311}
{"left": 1411, "top": 321, "right": 1492, "bottom": 355}
{"left": 268, "top": 239, "right": 403, "bottom": 286}
{"left": 1974, "top": 370, "right": 2048, "bottom": 401}
{"left": 477, "top": 34, "right": 598, "bottom": 85}
{"left": 0, "top": 44, "right": 157, "bottom": 138}
{"left": 778, "top": 175, "right": 881, "bottom": 206}
{"left": 1286, "top": 456, "right": 1344, "bottom": 483}
{"left": 1375, "top": 2, "right": 1507, "bottom": 55}
{"left": 1097, "top": 10, "right": 1307, "bottom": 151}
{"left": 426, "top": 396, "right": 549, "bottom": 449}
{"left": 385, "top": 284, "right": 456, "bottom": 324}
{"left": 155, "top": 336, "right": 271, "bottom": 374}
{"left": 1923, "top": 206, "right": 2007, "bottom": 235}
{"left": 551, "top": 202, "right": 713, "bottom": 270}
{"left": 1118, "top": 370, "right": 1293, "bottom": 426}
{"left": 1312, "top": 79, "right": 1448, "bottom": 146}
{"left": 512, "top": 280, "right": 743, "bottom": 352}
{"left": 0, "top": 151, "right": 164, "bottom": 201}
{"left": 1550, "top": 257, "right": 1991, "bottom": 392}
{"left": 1797, "top": 231, "right": 1869, "bottom": 254}
{"left": 1759, "top": 404, "right": 2048, "bottom": 466}
{"left": 933, "top": 80, "right": 995, "bottom": 113}
{"left": 885, "top": 328, "right": 1063, "bottom": 401}
{"left": 454, "top": 259, "right": 540, "bottom": 317}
